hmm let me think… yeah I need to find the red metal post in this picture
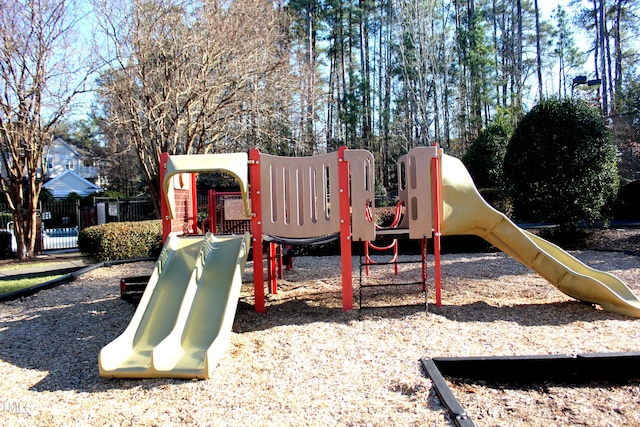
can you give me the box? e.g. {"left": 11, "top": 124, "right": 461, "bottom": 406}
{"left": 190, "top": 172, "right": 198, "bottom": 233}
{"left": 268, "top": 242, "right": 277, "bottom": 294}
{"left": 160, "top": 152, "right": 171, "bottom": 244}
{"left": 421, "top": 238, "right": 427, "bottom": 292}
{"left": 249, "top": 149, "right": 265, "bottom": 313}
{"left": 208, "top": 189, "right": 217, "bottom": 234}
{"left": 338, "top": 146, "right": 353, "bottom": 311}
{"left": 364, "top": 243, "right": 370, "bottom": 276}
{"left": 431, "top": 154, "right": 442, "bottom": 307}
{"left": 277, "top": 245, "right": 283, "bottom": 279}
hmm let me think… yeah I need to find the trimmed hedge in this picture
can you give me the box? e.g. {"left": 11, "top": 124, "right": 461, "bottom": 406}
{"left": 503, "top": 98, "right": 618, "bottom": 226}
{"left": 79, "top": 220, "right": 162, "bottom": 262}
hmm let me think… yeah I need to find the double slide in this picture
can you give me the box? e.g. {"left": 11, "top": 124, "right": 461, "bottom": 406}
{"left": 440, "top": 154, "right": 640, "bottom": 318}
{"left": 99, "top": 232, "right": 250, "bottom": 379}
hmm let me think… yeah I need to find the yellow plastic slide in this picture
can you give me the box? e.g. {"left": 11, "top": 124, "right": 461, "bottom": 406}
{"left": 99, "top": 232, "right": 250, "bottom": 379}
{"left": 439, "top": 154, "right": 640, "bottom": 318}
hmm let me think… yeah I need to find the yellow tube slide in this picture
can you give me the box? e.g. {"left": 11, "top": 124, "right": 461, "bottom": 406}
{"left": 440, "top": 154, "right": 640, "bottom": 318}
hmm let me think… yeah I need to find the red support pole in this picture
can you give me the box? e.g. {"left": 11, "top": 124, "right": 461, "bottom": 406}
{"left": 268, "top": 242, "right": 277, "bottom": 294}
{"left": 338, "top": 146, "right": 353, "bottom": 311}
{"left": 364, "top": 243, "right": 370, "bottom": 276}
{"left": 249, "top": 149, "right": 265, "bottom": 313}
{"left": 208, "top": 189, "right": 217, "bottom": 234}
{"left": 160, "top": 152, "right": 171, "bottom": 244}
{"left": 394, "top": 243, "right": 399, "bottom": 275}
{"left": 421, "top": 238, "right": 427, "bottom": 292}
{"left": 190, "top": 172, "right": 197, "bottom": 233}
{"left": 277, "top": 244, "right": 283, "bottom": 279}
{"left": 431, "top": 153, "right": 442, "bottom": 307}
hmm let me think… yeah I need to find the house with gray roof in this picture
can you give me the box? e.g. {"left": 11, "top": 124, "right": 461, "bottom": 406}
{"left": 42, "top": 137, "right": 104, "bottom": 198}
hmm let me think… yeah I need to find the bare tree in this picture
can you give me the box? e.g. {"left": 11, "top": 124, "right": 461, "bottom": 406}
{"left": 0, "top": 0, "right": 93, "bottom": 258}
{"left": 599, "top": 0, "right": 609, "bottom": 113}
{"left": 394, "top": 0, "right": 456, "bottom": 148}
{"left": 534, "top": 0, "right": 544, "bottom": 100}
{"left": 94, "top": 0, "right": 294, "bottom": 216}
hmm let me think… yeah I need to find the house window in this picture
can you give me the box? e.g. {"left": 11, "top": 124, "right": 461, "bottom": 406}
{"left": 47, "top": 158, "right": 52, "bottom": 169}
{"left": 65, "top": 159, "right": 74, "bottom": 170}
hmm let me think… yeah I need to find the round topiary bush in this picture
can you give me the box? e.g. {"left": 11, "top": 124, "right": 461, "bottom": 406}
{"left": 462, "top": 123, "right": 511, "bottom": 189}
{"left": 503, "top": 98, "right": 618, "bottom": 227}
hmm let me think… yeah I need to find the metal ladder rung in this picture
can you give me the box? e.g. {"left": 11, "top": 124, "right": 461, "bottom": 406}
{"left": 358, "top": 246, "right": 429, "bottom": 314}
{"left": 360, "top": 281, "right": 425, "bottom": 289}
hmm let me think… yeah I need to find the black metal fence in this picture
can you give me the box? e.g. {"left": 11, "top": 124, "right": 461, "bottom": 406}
{"left": 612, "top": 114, "right": 640, "bottom": 185}
{"left": 93, "top": 197, "right": 156, "bottom": 224}
{"left": 1, "top": 200, "right": 83, "bottom": 254}
{"left": 0, "top": 197, "right": 160, "bottom": 256}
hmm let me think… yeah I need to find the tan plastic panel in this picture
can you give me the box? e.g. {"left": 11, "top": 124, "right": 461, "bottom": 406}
{"left": 397, "top": 154, "right": 409, "bottom": 229}
{"left": 162, "top": 153, "right": 249, "bottom": 219}
{"left": 404, "top": 146, "right": 438, "bottom": 239}
{"left": 259, "top": 151, "right": 341, "bottom": 238}
{"left": 345, "top": 149, "right": 375, "bottom": 241}
{"left": 407, "top": 146, "right": 438, "bottom": 239}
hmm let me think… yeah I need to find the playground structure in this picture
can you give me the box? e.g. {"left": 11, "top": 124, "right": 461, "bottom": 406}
{"left": 247, "top": 146, "right": 444, "bottom": 312}
{"left": 99, "top": 146, "right": 640, "bottom": 379}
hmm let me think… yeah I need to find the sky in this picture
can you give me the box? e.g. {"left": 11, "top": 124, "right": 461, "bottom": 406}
{"left": 539, "top": 0, "right": 591, "bottom": 52}
{"left": 539, "top": 0, "right": 566, "bottom": 19}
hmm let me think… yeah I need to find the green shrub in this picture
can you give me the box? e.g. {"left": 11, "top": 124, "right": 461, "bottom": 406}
{"left": 534, "top": 226, "right": 594, "bottom": 250}
{"left": 503, "top": 98, "right": 618, "bottom": 227}
{"left": 462, "top": 123, "right": 511, "bottom": 189}
{"left": 375, "top": 182, "right": 390, "bottom": 207}
{"left": 79, "top": 220, "right": 162, "bottom": 262}
{"left": 478, "top": 188, "right": 513, "bottom": 217}
{"left": 39, "top": 188, "right": 55, "bottom": 203}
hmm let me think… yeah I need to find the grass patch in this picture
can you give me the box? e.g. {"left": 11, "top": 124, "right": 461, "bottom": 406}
{"left": 0, "top": 274, "right": 66, "bottom": 295}
{"left": 0, "top": 262, "right": 70, "bottom": 272}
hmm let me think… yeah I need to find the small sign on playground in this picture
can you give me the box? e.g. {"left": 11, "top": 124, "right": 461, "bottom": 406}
{"left": 224, "top": 199, "right": 250, "bottom": 220}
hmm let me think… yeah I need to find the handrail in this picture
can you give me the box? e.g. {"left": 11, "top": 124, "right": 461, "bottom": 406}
{"left": 363, "top": 201, "right": 404, "bottom": 276}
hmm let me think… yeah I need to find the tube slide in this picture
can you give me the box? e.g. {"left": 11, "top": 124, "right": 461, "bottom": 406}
{"left": 439, "top": 154, "right": 640, "bottom": 318}
{"left": 99, "top": 232, "right": 250, "bottom": 378}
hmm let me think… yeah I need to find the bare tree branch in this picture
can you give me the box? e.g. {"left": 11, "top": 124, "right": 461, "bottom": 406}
{"left": 0, "top": 0, "right": 97, "bottom": 258}
{"left": 94, "top": 0, "right": 297, "bottom": 214}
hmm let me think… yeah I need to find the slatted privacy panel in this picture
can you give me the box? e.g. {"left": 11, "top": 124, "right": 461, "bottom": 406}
{"left": 397, "top": 146, "right": 438, "bottom": 239}
{"left": 344, "top": 149, "right": 376, "bottom": 242}
{"left": 397, "top": 154, "right": 410, "bottom": 230}
{"left": 259, "top": 151, "right": 341, "bottom": 238}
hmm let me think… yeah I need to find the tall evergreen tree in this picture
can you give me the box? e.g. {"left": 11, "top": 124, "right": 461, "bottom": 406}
{"left": 553, "top": 6, "right": 586, "bottom": 97}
